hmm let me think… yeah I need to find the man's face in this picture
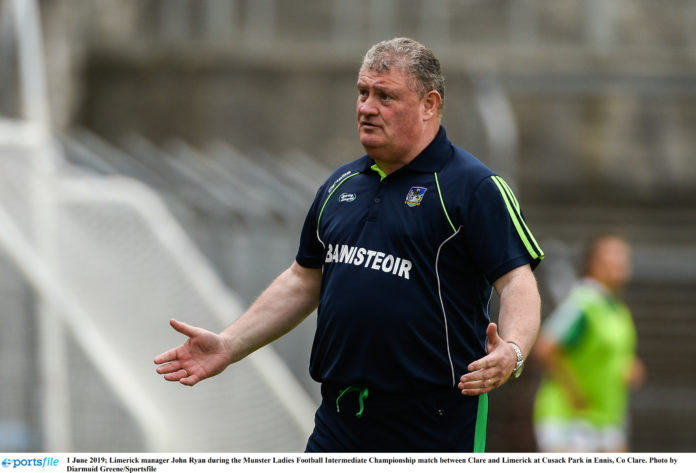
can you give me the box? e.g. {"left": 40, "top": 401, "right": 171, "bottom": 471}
{"left": 356, "top": 67, "right": 428, "bottom": 163}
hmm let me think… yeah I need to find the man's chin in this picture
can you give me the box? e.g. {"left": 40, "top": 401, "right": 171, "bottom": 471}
{"left": 359, "top": 134, "right": 384, "bottom": 151}
{"left": 360, "top": 142, "right": 383, "bottom": 156}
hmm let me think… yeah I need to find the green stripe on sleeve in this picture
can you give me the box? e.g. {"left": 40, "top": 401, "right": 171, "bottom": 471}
{"left": 490, "top": 176, "right": 544, "bottom": 261}
{"left": 473, "top": 393, "right": 488, "bottom": 453}
{"left": 497, "top": 177, "right": 521, "bottom": 212}
{"left": 495, "top": 177, "right": 544, "bottom": 259}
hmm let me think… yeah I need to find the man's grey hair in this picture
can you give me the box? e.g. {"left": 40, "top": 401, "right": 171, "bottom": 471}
{"left": 361, "top": 37, "right": 445, "bottom": 110}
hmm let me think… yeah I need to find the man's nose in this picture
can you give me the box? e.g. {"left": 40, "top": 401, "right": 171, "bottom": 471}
{"left": 358, "top": 95, "right": 378, "bottom": 115}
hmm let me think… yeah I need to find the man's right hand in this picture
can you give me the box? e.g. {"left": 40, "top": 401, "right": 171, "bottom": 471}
{"left": 154, "top": 319, "right": 232, "bottom": 386}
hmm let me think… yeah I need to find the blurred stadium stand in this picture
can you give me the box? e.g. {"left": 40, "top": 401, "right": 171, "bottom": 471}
{"left": 1, "top": 0, "right": 695, "bottom": 452}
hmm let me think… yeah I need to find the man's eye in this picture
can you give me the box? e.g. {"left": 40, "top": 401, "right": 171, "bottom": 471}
{"left": 380, "top": 93, "right": 391, "bottom": 101}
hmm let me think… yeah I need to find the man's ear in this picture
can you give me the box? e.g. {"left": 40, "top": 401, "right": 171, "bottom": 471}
{"left": 422, "top": 90, "right": 442, "bottom": 121}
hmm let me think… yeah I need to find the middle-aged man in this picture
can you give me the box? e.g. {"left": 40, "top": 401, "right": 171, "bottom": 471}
{"left": 155, "top": 37, "right": 544, "bottom": 452}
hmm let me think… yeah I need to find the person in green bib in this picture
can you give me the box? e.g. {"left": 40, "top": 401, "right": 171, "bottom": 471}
{"left": 533, "top": 234, "right": 645, "bottom": 452}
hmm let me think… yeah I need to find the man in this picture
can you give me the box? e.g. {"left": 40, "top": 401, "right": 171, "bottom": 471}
{"left": 155, "top": 38, "right": 544, "bottom": 452}
{"left": 533, "top": 235, "right": 645, "bottom": 452}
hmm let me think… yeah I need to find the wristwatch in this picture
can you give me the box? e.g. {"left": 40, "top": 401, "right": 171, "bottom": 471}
{"left": 508, "top": 342, "right": 524, "bottom": 379}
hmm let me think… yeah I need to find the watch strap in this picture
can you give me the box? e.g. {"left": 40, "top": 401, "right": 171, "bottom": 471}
{"left": 508, "top": 341, "right": 524, "bottom": 379}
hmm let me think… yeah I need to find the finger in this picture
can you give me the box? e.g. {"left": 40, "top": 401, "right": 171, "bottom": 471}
{"left": 467, "top": 352, "right": 493, "bottom": 373}
{"left": 460, "top": 376, "right": 498, "bottom": 395}
{"left": 486, "top": 322, "right": 502, "bottom": 347}
{"left": 458, "top": 374, "right": 493, "bottom": 388}
{"left": 463, "top": 364, "right": 506, "bottom": 385}
{"left": 159, "top": 363, "right": 201, "bottom": 386}
{"left": 468, "top": 342, "right": 512, "bottom": 374}
{"left": 155, "top": 360, "right": 182, "bottom": 374}
{"left": 459, "top": 386, "right": 492, "bottom": 396}
{"left": 466, "top": 324, "right": 500, "bottom": 372}
{"left": 163, "top": 369, "right": 189, "bottom": 382}
{"left": 460, "top": 369, "right": 489, "bottom": 383}
{"left": 179, "top": 375, "right": 200, "bottom": 387}
{"left": 154, "top": 347, "right": 180, "bottom": 365}
{"left": 169, "top": 318, "right": 200, "bottom": 337}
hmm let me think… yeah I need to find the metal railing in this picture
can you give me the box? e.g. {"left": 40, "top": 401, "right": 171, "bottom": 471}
{"left": 82, "top": 0, "right": 696, "bottom": 52}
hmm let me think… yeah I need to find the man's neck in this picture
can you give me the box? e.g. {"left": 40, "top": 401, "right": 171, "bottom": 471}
{"left": 370, "top": 125, "right": 440, "bottom": 175}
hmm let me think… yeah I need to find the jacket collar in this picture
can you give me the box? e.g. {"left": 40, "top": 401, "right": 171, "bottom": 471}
{"left": 358, "top": 126, "right": 453, "bottom": 175}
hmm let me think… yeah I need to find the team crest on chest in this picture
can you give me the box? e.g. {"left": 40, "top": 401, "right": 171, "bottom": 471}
{"left": 404, "top": 186, "right": 427, "bottom": 207}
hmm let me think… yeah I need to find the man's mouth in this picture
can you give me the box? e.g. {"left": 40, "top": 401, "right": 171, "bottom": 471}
{"left": 360, "top": 121, "right": 380, "bottom": 130}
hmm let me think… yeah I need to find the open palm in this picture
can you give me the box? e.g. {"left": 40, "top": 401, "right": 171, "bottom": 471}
{"left": 154, "top": 319, "right": 231, "bottom": 386}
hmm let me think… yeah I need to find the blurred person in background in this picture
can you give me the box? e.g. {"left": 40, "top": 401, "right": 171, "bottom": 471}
{"left": 533, "top": 234, "right": 645, "bottom": 452}
{"left": 155, "top": 37, "right": 544, "bottom": 452}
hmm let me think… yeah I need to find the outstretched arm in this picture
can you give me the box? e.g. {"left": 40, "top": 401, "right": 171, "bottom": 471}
{"left": 458, "top": 264, "right": 541, "bottom": 395}
{"left": 154, "top": 261, "right": 322, "bottom": 386}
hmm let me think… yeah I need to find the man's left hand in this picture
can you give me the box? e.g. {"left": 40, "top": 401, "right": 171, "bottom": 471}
{"left": 458, "top": 322, "right": 517, "bottom": 396}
